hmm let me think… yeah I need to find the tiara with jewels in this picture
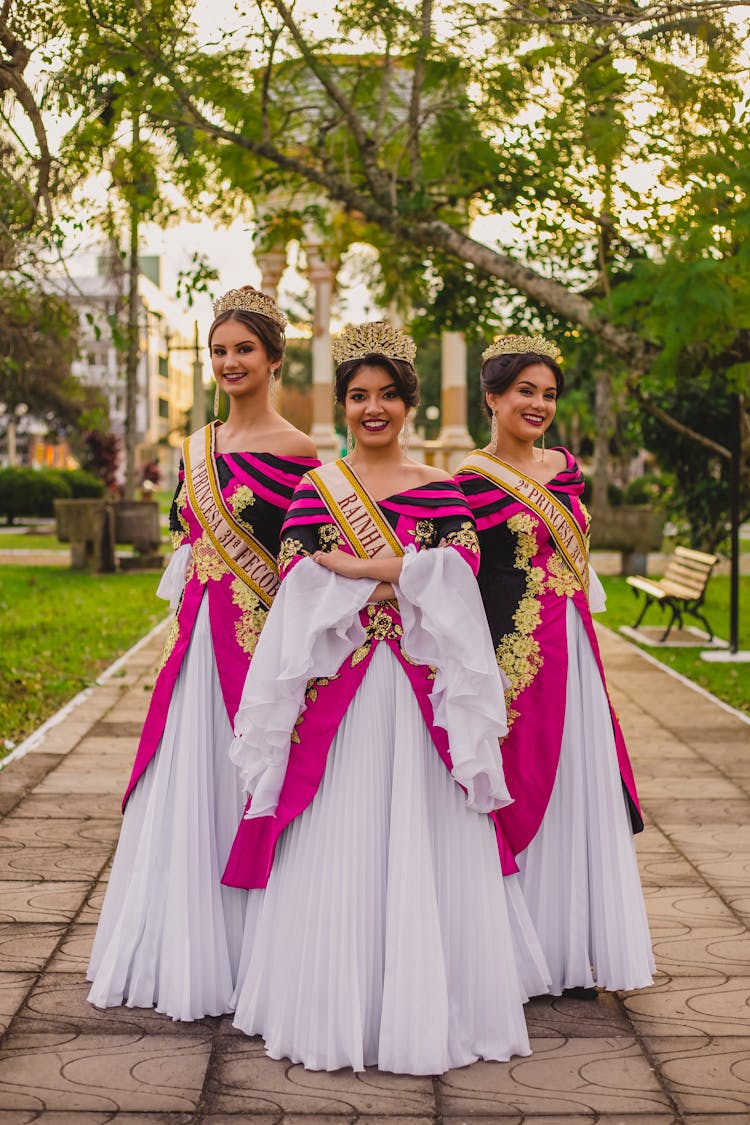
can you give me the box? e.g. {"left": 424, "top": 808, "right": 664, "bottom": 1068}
{"left": 481, "top": 334, "right": 561, "bottom": 364}
{"left": 332, "top": 321, "right": 417, "bottom": 367}
{"left": 212, "top": 287, "right": 288, "bottom": 331}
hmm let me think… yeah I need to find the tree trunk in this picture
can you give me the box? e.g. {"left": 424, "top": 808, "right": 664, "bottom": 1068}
{"left": 592, "top": 367, "right": 611, "bottom": 512}
{"left": 124, "top": 115, "right": 140, "bottom": 502}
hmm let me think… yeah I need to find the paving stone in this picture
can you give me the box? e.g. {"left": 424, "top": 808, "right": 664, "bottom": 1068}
{"left": 7, "top": 793, "right": 122, "bottom": 820}
{"left": 206, "top": 1036, "right": 436, "bottom": 1116}
{"left": 45, "top": 923, "right": 95, "bottom": 972}
{"left": 645, "top": 798, "right": 750, "bottom": 827}
{"left": 0, "top": 923, "right": 65, "bottom": 971}
{"left": 0, "top": 1115, "right": 195, "bottom": 1124}
{"left": 436, "top": 1036, "right": 670, "bottom": 1117}
{"left": 645, "top": 1035, "right": 750, "bottom": 1114}
{"left": 88, "top": 721, "right": 144, "bottom": 739}
{"left": 0, "top": 882, "right": 91, "bottom": 923}
{"left": 623, "top": 974, "right": 750, "bottom": 1036}
{"left": 0, "top": 756, "right": 63, "bottom": 797}
{"left": 643, "top": 884, "right": 750, "bottom": 976}
{"left": 0, "top": 818, "right": 120, "bottom": 848}
{"left": 8, "top": 974, "right": 214, "bottom": 1044}
{"left": 0, "top": 1031, "right": 212, "bottom": 1112}
{"left": 0, "top": 844, "right": 111, "bottom": 882}
{"left": 0, "top": 971, "right": 36, "bottom": 1034}
{"left": 524, "top": 991, "right": 632, "bottom": 1038}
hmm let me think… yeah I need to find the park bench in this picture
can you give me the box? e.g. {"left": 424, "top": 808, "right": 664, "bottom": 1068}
{"left": 626, "top": 546, "right": 719, "bottom": 642}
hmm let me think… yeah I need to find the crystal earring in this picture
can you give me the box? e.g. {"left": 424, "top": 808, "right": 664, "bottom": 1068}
{"left": 400, "top": 414, "right": 410, "bottom": 454}
{"left": 346, "top": 426, "right": 354, "bottom": 454}
{"left": 489, "top": 412, "right": 498, "bottom": 453}
{"left": 214, "top": 382, "right": 221, "bottom": 417}
{"left": 268, "top": 370, "right": 277, "bottom": 409}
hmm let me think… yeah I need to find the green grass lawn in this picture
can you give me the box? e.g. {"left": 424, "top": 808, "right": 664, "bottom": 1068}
{"left": 0, "top": 566, "right": 168, "bottom": 755}
{"left": 0, "top": 531, "right": 67, "bottom": 551}
{"left": 597, "top": 574, "right": 750, "bottom": 715}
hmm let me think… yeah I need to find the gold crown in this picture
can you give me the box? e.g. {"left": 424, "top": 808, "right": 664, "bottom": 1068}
{"left": 212, "top": 287, "right": 288, "bottom": 331}
{"left": 332, "top": 321, "right": 417, "bottom": 367}
{"left": 482, "top": 334, "right": 561, "bottom": 364}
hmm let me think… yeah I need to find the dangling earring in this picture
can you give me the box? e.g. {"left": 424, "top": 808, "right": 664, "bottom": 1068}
{"left": 400, "top": 413, "right": 410, "bottom": 454}
{"left": 214, "top": 382, "right": 221, "bottom": 417}
{"left": 489, "top": 412, "right": 498, "bottom": 453}
{"left": 541, "top": 429, "right": 546, "bottom": 461}
{"left": 346, "top": 426, "right": 354, "bottom": 454}
{"left": 268, "top": 370, "right": 277, "bottom": 409}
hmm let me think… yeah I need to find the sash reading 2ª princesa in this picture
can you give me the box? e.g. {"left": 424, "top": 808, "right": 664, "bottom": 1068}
{"left": 306, "top": 459, "right": 404, "bottom": 560}
{"left": 459, "top": 450, "right": 590, "bottom": 598}
{"left": 183, "top": 423, "right": 279, "bottom": 608}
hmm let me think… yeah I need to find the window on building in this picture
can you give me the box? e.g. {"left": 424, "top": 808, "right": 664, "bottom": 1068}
{"left": 158, "top": 397, "right": 170, "bottom": 419}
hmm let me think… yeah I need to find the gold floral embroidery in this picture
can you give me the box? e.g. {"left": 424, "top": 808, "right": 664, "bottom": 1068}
{"left": 278, "top": 536, "right": 305, "bottom": 572}
{"left": 192, "top": 534, "right": 229, "bottom": 583}
{"left": 443, "top": 520, "right": 480, "bottom": 555}
{"left": 157, "top": 616, "right": 180, "bottom": 674}
{"left": 304, "top": 673, "right": 340, "bottom": 704}
{"left": 318, "top": 522, "right": 343, "bottom": 551}
{"left": 231, "top": 577, "right": 268, "bottom": 655}
{"left": 171, "top": 485, "right": 190, "bottom": 550}
{"left": 413, "top": 519, "right": 436, "bottom": 549}
{"left": 495, "top": 512, "right": 545, "bottom": 729}
{"left": 546, "top": 552, "right": 581, "bottom": 597}
{"left": 228, "top": 485, "right": 256, "bottom": 533}
{"left": 351, "top": 603, "right": 403, "bottom": 667}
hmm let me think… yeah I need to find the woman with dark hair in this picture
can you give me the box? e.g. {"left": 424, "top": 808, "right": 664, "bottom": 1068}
{"left": 87, "top": 286, "right": 318, "bottom": 1020}
{"left": 222, "top": 321, "right": 540, "bottom": 1073}
{"left": 457, "top": 335, "right": 654, "bottom": 997}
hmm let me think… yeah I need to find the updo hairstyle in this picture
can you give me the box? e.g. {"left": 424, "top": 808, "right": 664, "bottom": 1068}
{"left": 480, "top": 352, "right": 564, "bottom": 419}
{"left": 335, "top": 354, "right": 420, "bottom": 409}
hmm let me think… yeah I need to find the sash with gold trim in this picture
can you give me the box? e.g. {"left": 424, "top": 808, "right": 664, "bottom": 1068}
{"left": 458, "top": 450, "right": 589, "bottom": 597}
{"left": 306, "top": 459, "right": 405, "bottom": 559}
{"left": 183, "top": 423, "right": 279, "bottom": 608}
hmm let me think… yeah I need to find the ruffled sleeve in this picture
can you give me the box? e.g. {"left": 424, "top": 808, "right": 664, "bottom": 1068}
{"left": 395, "top": 545, "right": 511, "bottom": 814}
{"left": 588, "top": 562, "right": 607, "bottom": 613}
{"left": 156, "top": 543, "right": 192, "bottom": 611}
{"left": 229, "top": 557, "right": 378, "bottom": 815}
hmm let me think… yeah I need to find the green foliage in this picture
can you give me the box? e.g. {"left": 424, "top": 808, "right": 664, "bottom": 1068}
{"left": 639, "top": 372, "right": 747, "bottom": 550}
{"left": 56, "top": 470, "right": 106, "bottom": 500}
{"left": 0, "top": 468, "right": 73, "bottom": 526}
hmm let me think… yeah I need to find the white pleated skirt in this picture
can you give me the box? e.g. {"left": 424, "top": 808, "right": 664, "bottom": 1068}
{"left": 86, "top": 594, "right": 247, "bottom": 1020}
{"left": 232, "top": 642, "right": 532, "bottom": 1074}
{"left": 516, "top": 598, "right": 655, "bottom": 995}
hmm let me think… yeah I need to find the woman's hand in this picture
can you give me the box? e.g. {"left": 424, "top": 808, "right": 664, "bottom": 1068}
{"left": 312, "top": 548, "right": 366, "bottom": 579}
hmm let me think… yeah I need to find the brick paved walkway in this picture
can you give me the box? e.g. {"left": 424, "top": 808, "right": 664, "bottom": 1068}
{"left": 0, "top": 621, "right": 748, "bottom": 1122}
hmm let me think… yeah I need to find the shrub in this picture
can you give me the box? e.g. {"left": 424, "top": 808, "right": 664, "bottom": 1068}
{"left": 0, "top": 468, "right": 73, "bottom": 525}
{"left": 60, "top": 470, "right": 105, "bottom": 499}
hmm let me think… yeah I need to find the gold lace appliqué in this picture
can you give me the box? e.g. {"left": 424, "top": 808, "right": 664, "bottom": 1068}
{"left": 495, "top": 512, "right": 545, "bottom": 729}
{"left": 318, "top": 523, "right": 343, "bottom": 551}
{"left": 192, "top": 534, "right": 229, "bottom": 583}
{"left": 351, "top": 603, "right": 403, "bottom": 667}
{"left": 278, "top": 536, "right": 305, "bottom": 572}
{"left": 228, "top": 485, "right": 256, "bottom": 533}
{"left": 444, "top": 520, "right": 480, "bottom": 555}
{"left": 546, "top": 552, "right": 581, "bottom": 597}
{"left": 413, "top": 519, "right": 436, "bottom": 549}
{"left": 157, "top": 616, "right": 180, "bottom": 674}
{"left": 171, "top": 485, "right": 190, "bottom": 550}
{"left": 231, "top": 577, "right": 268, "bottom": 655}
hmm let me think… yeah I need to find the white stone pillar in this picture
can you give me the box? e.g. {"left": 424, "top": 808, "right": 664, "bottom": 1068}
{"left": 305, "top": 243, "right": 341, "bottom": 463}
{"left": 257, "top": 248, "right": 287, "bottom": 301}
{"left": 438, "top": 330, "right": 474, "bottom": 471}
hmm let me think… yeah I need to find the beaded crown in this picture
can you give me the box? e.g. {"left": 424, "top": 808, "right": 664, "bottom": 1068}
{"left": 482, "top": 334, "right": 561, "bottom": 364}
{"left": 212, "top": 287, "right": 288, "bottom": 331}
{"left": 332, "top": 321, "right": 417, "bottom": 367}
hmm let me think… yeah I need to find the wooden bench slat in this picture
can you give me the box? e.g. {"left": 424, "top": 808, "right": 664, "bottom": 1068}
{"left": 673, "top": 546, "right": 719, "bottom": 565}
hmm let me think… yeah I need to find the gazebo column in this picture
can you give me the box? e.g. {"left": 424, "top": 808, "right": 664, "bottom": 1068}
{"left": 438, "top": 330, "right": 474, "bottom": 471}
{"left": 257, "top": 247, "right": 287, "bottom": 302}
{"left": 305, "top": 242, "right": 340, "bottom": 462}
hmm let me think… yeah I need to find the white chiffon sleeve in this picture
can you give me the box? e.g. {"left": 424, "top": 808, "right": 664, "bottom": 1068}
{"left": 229, "top": 557, "right": 378, "bottom": 816}
{"left": 156, "top": 544, "right": 192, "bottom": 611}
{"left": 588, "top": 562, "right": 607, "bottom": 613}
{"left": 395, "top": 545, "right": 512, "bottom": 814}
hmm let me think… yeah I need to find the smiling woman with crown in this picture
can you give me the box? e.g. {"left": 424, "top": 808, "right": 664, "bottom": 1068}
{"left": 456, "top": 334, "right": 654, "bottom": 999}
{"left": 87, "top": 285, "right": 318, "bottom": 1022}
{"left": 221, "top": 320, "right": 539, "bottom": 1073}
